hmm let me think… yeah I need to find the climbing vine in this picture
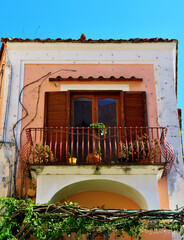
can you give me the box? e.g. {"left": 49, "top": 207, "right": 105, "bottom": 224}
{"left": 0, "top": 197, "right": 184, "bottom": 239}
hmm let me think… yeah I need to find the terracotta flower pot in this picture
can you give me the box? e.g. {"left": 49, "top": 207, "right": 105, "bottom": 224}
{"left": 86, "top": 153, "right": 102, "bottom": 164}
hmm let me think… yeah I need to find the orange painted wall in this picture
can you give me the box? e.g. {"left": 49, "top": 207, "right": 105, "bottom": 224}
{"left": 158, "top": 177, "right": 170, "bottom": 209}
{"left": 60, "top": 190, "right": 141, "bottom": 209}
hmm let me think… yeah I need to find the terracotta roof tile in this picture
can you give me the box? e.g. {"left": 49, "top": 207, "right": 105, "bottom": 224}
{"left": 1, "top": 37, "right": 178, "bottom": 44}
{"left": 49, "top": 76, "right": 143, "bottom": 81}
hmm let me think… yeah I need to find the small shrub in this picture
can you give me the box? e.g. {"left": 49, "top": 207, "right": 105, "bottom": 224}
{"left": 29, "top": 144, "right": 54, "bottom": 164}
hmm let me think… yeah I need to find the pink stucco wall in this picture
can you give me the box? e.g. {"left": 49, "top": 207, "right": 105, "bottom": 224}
{"left": 22, "top": 64, "right": 158, "bottom": 143}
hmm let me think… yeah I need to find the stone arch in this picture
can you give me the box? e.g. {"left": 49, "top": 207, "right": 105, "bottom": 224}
{"left": 50, "top": 179, "right": 148, "bottom": 209}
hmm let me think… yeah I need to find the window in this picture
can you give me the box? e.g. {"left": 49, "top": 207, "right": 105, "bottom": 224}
{"left": 71, "top": 93, "right": 120, "bottom": 127}
{"left": 45, "top": 91, "right": 147, "bottom": 128}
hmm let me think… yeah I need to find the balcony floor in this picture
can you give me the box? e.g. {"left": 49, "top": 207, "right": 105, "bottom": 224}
{"left": 30, "top": 164, "right": 164, "bottom": 179}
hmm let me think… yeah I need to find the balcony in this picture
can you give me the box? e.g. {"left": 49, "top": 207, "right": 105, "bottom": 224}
{"left": 19, "top": 127, "right": 175, "bottom": 176}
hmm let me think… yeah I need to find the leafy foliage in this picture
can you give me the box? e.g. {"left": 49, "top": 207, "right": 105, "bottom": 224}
{"left": 29, "top": 144, "right": 54, "bottom": 164}
{"left": 90, "top": 123, "right": 107, "bottom": 137}
{"left": 0, "top": 197, "right": 184, "bottom": 240}
{"left": 118, "top": 133, "right": 161, "bottom": 162}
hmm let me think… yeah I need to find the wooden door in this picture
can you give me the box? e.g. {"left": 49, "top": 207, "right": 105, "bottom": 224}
{"left": 71, "top": 92, "right": 121, "bottom": 163}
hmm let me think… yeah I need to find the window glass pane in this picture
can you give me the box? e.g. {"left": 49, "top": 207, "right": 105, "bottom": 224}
{"left": 98, "top": 98, "right": 117, "bottom": 127}
{"left": 73, "top": 98, "right": 92, "bottom": 127}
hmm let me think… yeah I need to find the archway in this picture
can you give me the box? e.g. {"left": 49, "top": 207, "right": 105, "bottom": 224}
{"left": 50, "top": 179, "right": 148, "bottom": 209}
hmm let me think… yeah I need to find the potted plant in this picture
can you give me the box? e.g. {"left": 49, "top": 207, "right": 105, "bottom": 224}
{"left": 118, "top": 141, "right": 129, "bottom": 162}
{"left": 68, "top": 152, "right": 77, "bottom": 164}
{"left": 89, "top": 122, "right": 107, "bottom": 137}
{"left": 118, "top": 134, "right": 161, "bottom": 163}
{"left": 86, "top": 149, "right": 102, "bottom": 164}
{"left": 29, "top": 143, "right": 54, "bottom": 164}
{"left": 133, "top": 134, "right": 161, "bottom": 163}
{"left": 86, "top": 123, "right": 107, "bottom": 164}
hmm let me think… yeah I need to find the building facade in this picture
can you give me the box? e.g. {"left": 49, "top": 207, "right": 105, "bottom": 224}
{"left": 0, "top": 36, "right": 183, "bottom": 239}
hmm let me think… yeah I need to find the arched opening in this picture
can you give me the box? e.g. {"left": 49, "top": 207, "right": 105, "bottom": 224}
{"left": 50, "top": 179, "right": 148, "bottom": 209}
{"left": 61, "top": 190, "right": 141, "bottom": 209}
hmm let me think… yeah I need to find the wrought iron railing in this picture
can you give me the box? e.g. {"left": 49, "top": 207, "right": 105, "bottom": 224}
{"left": 19, "top": 127, "right": 175, "bottom": 175}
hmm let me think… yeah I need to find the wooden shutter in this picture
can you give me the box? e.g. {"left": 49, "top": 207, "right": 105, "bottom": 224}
{"left": 123, "top": 91, "right": 147, "bottom": 127}
{"left": 44, "top": 91, "right": 69, "bottom": 127}
{"left": 44, "top": 91, "right": 69, "bottom": 163}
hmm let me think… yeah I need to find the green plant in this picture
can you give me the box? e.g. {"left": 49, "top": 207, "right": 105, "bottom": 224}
{"left": 1, "top": 197, "right": 184, "bottom": 240}
{"left": 68, "top": 151, "right": 71, "bottom": 158}
{"left": 90, "top": 122, "right": 107, "bottom": 137}
{"left": 118, "top": 142, "right": 131, "bottom": 160}
{"left": 118, "top": 134, "right": 161, "bottom": 163}
{"left": 88, "top": 123, "right": 107, "bottom": 161}
{"left": 30, "top": 143, "right": 54, "bottom": 164}
{"left": 95, "top": 148, "right": 102, "bottom": 155}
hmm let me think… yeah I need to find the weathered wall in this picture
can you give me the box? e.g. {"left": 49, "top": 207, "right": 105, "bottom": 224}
{"left": 0, "top": 44, "right": 15, "bottom": 197}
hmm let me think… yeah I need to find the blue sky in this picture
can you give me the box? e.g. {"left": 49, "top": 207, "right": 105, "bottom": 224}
{"left": 1, "top": 0, "right": 184, "bottom": 143}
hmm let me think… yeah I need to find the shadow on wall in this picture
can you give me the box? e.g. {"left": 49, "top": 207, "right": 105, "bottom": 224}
{"left": 50, "top": 179, "right": 148, "bottom": 209}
